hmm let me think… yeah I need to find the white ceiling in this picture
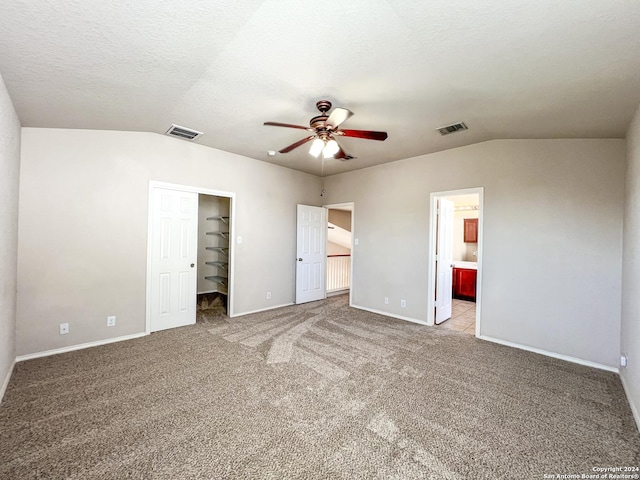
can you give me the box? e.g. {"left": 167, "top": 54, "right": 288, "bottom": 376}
{"left": 1, "top": 1, "right": 639, "bottom": 176}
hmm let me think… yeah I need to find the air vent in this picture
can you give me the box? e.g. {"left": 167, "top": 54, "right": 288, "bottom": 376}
{"left": 436, "top": 122, "right": 468, "bottom": 136}
{"left": 165, "top": 124, "right": 203, "bottom": 141}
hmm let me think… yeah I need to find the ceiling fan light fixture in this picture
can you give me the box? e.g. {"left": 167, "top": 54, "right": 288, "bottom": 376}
{"left": 309, "top": 138, "right": 324, "bottom": 157}
{"left": 264, "top": 100, "right": 387, "bottom": 162}
{"left": 323, "top": 139, "right": 340, "bottom": 158}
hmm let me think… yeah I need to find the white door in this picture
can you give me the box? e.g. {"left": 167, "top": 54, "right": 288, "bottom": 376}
{"left": 296, "top": 205, "right": 326, "bottom": 304}
{"left": 150, "top": 187, "right": 198, "bottom": 332}
{"left": 435, "top": 198, "right": 454, "bottom": 324}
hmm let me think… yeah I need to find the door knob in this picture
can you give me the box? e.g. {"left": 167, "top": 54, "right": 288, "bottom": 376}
{"left": 298, "top": 258, "right": 303, "bottom": 262}
{"left": 190, "top": 263, "right": 195, "bottom": 268}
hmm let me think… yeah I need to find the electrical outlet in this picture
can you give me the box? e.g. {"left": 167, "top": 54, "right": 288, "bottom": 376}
{"left": 384, "top": 297, "right": 389, "bottom": 305}
{"left": 107, "top": 315, "right": 116, "bottom": 327}
{"left": 59, "top": 323, "right": 69, "bottom": 335}
{"left": 266, "top": 292, "right": 272, "bottom": 299}
{"left": 401, "top": 300, "right": 406, "bottom": 308}
{"left": 621, "top": 354, "right": 628, "bottom": 368}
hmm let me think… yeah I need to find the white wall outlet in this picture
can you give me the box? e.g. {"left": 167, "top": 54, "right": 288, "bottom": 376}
{"left": 59, "top": 323, "right": 69, "bottom": 335}
{"left": 621, "top": 354, "right": 628, "bottom": 368}
{"left": 107, "top": 315, "right": 116, "bottom": 327}
{"left": 401, "top": 299, "right": 406, "bottom": 308}
{"left": 384, "top": 297, "right": 389, "bottom": 305}
{"left": 354, "top": 238, "right": 359, "bottom": 245}
{"left": 237, "top": 236, "right": 242, "bottom": 244}
{"left": 266, "top": 292, "right": 272, "bottom": 299}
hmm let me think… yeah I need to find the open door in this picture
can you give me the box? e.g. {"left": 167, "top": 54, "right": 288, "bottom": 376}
{"left": 149, "top": 187, "right": 198, "bottom": 332}
{"left": 435, "top": 198, "right": 454, "bottom": 324}
{"left": 296, "top": 205, "right": 326, "bottom": 304}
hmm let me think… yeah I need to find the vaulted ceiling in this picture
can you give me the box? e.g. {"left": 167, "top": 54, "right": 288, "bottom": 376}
{"left": 1, "top": 1, "right": 639, "bottom": 176}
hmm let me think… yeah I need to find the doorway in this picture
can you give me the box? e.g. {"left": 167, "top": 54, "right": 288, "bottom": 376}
{"left": 196, "top": 193, "right": 232, "bottom": 323}
{"left": 146, "top": 181, "right": 236, "bottom": 334}
{"left": 323, "top": 202, "right": 354, "bottom": 303}
{"left": 427, "top": 188, "right": 483, "bottom": 336}
{"left": 325, "top": 203, "right": 353, "bottom": 297}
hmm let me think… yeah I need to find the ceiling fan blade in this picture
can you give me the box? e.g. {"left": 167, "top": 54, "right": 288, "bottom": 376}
{"left": 325, "top": 107, "right": 353, "bottom": 129}
{"left": 279, "top": 135, "right": 316, "bottom": 153}
{"left": 337, "top": 129, "right": 388, "bottom": 141}
{"left": 264, "top": 121, "right": 312, "bottom": 131}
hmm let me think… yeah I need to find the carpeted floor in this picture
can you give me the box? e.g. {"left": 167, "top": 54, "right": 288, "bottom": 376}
{"left": 1, "top": 294, "right": 638, "bottom": 479}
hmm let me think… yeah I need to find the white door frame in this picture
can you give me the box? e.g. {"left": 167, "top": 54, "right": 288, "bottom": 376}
{"left": 427, "top": 187, "right": 484, "bottom": 337}
{"left": 146, "top": 181, "right": 236, "bottom": 334}
{"left": 323, "top": 202, "right": 355, "bottom": 307}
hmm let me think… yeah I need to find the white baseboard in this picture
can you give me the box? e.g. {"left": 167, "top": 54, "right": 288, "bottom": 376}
{"left": 478, "top": 335, "right": 619, "bottom": 373}
{"left": 15, "top": 332, "right": 147, "bottom": 363}
{"left": 351, "top": 304, "right": 428, "bottom": 326}
{"left": 1, "top": 359, "right": 16, "bottom": 405}
{"left": 620, "top": 374, "right": 640, "bottom": 432}
{"left": 231, "top": 303, "right": 294, "bottom": 318}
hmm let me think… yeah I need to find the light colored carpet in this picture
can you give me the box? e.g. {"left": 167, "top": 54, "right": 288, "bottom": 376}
{"left": 1, "top": 295, "right": 638, "bottom": 479}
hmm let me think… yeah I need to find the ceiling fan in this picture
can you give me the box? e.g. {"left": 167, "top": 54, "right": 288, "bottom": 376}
{"left": 264, "top": 100, "right": 388, "bottom": 160}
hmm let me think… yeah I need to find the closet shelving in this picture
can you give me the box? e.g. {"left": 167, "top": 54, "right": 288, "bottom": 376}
{"left": 205, "top": 261, "right": 228, "bottom": 269}
{"left": 205, "top": 246, "right": 229, "bottom": 254}
{"left": 206, "top": 215, "right": 229, "bottom": 224}
{"left": 206, "top": 231, "right": 229, "bottom": 239}
{"left": 204, "top": 215, "right": 229, "bottom": 291}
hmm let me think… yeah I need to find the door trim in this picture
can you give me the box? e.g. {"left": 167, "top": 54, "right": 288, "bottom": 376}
{"left": 323, "top": 202, "right": 355, "bottom": 307}
{"left": 427, "top": 187, "right": 484, "bottom": 337}
{"left": 146, "top": 181, "right": 236, "bottom": 334}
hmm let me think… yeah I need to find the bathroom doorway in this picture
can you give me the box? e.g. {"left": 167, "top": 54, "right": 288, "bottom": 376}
{"left": 427, "top": 188, "right": 483, "bottom": 336}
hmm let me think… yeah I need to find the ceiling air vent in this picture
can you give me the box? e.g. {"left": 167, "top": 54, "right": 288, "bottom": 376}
{"left": 436, "top": 122, "right": 468, "bottom": 136}
{"left": 165, "top": 124, "right": 203, "bottom": 141}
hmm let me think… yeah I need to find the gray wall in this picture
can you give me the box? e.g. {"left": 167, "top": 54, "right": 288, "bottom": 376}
{"left": 328, "top": 209, "right": 351, "bottom": 232}
{"left": 323, "top": 139, "right": 625, "bottom": 368}
{"left": 622, "top": 103, "right": 640, "bottom": 424}
{"left": 0, "top": 72, "right": 20, "bottom": 398}
{"left": 16, "top": 128, "right": 321, "bottom": 356}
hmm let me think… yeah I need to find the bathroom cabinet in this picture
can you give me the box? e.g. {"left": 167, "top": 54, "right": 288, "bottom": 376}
{"left": 453, "top": 267, "right": 476, "bottom": 301}
{"left": 464, "top": 218, "right": 478, "bottom": 243}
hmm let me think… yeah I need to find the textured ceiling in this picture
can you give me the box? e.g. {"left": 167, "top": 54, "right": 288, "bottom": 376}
{"left": 1, "top": 0, "right": 640, "bottom": 176}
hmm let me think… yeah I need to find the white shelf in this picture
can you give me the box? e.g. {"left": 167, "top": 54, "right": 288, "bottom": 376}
{"left": 205, "top": 275, "right": 228, "bottom": 286}
{"left": 205, "top": 246, "right": 228, "bottom": 254}
{"left": 205, "top": 261, "right": 228, "bottom": 269}
{"left": 206, "top": 231, "right": 229, "bottom": 239}
{"left": 206, "top": 215, "right": 229, "bottom": 224}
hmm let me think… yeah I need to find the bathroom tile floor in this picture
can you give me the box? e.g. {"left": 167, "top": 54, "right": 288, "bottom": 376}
{"left": 439, "top": 299, "right": 476, "bottom": 335}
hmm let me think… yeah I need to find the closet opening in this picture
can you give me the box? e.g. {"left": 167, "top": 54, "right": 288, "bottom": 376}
{"left": 197, "top": 193, "right": 231, "bottom": 321}
{"left": 145, "top": 181, "right": 236, "bottom": 334}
